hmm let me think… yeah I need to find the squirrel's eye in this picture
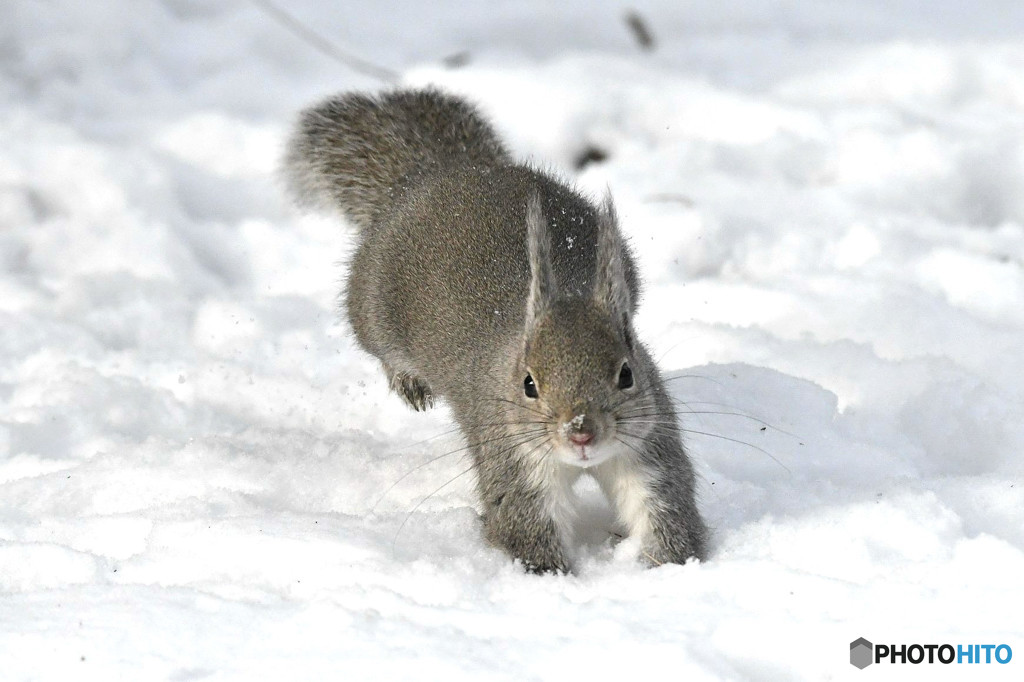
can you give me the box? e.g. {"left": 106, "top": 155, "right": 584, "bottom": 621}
{"left": 523, "top": 373, "right": 539, "bottom": 399}
{"left": 617, "top": 362, "right": 634, "bottom": 390}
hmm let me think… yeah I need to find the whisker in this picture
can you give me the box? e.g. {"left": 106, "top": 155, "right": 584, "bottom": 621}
{"left": 394, "top": 425, "right": 465, "bottom": 451}
{"left": 488, "top": 430, "right": 554, "bottom": 465}
{"left": 614, "top": 435, "right": 649, "bottom": 460}
{"left": 371, "top": 427, "right": 548, "bottom": 512}
{"left": 478, "top": 396, "right": 556, "bottom": 420}
{"left": 629, "top": 410, "right": 798, "bottom": 438}
{"left": 389, "top": 428, "right": 555, "bottom": 553}
{"left": 620, "top": 423, "right": 790, "bottom": 473}
{"left": 661, "top": 373, "right": 725, "bottom": 387}
{"left": 663, "top": 398, "right": 800, "bottom": 439}
{"left": 389, "top": 417, "right": 539, "bottom": 453}
{"left": 619, "top": 405, "right": 800, "bottom": 442}
{"left": 679, "top": 428, "right": 790, "bottom": 471}
{"left": 391, "top": 464, "right": 477, "bottom": 555}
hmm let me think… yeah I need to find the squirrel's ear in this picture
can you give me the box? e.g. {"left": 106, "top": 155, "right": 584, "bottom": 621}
{"left": 594, "top": 192, "right": 632, "bottom": 323}
{"left": 525, "top": 192, "right": 555, "bottom": 331}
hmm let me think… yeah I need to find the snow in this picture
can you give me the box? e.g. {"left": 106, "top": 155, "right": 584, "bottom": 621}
{"left": 2, "top": 0, "right": 1023, "bottom": 679}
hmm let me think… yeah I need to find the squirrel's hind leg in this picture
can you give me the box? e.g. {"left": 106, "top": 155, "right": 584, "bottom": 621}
{"left": 384, "top": 363, "right": 435, "bottom": 411}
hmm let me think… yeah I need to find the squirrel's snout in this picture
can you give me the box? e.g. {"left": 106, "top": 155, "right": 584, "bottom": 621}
{"left": 562, "top": 412, "right": 599, "bottom": 447}
{"left": 556, "top": 412, "right": 616, "bottom": 468}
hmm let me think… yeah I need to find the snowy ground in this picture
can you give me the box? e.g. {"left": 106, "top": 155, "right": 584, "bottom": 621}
{"left": 2, "top": 1, "right": 1023, "bottom": 679}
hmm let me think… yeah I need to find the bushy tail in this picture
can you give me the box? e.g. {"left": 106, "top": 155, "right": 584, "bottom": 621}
{"left": 283, "top": 88, "right": 510, "bottom": 231}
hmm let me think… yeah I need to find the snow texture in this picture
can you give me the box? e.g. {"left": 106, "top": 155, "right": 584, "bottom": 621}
{"left": 2, "top": 0, "right": 1023, "bottom": 680}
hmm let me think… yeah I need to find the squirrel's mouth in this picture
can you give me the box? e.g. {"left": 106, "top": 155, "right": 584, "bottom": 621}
{"left": 574, "top": 443, "right": 591, "bottom": 463}
{"left": 556, "top": 439, "right": 618, "bottom": 469}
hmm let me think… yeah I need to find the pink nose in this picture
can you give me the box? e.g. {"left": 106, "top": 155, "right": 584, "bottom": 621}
{"left": 569, "top": 432, "right": 594, "bottom": 446}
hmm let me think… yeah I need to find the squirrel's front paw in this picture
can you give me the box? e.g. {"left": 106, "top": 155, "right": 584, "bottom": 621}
{"left": 387, "top": 369, "right": 435, "bottom": 411}
{"left": 483, "top": 512, "right": 572, "bottom": 575}
{"left": 641, "top": 527, "right": 707, "bottom": 567}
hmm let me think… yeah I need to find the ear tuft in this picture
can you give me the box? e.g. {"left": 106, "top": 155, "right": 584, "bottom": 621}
{"left": 594, "top": 192, "right": 632, "bottom": 321}
{"left": 525, "top": 191, "right": 555, "bottom": 331}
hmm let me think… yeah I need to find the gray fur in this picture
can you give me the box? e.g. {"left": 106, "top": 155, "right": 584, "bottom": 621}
{"left": 284, "top": 88, "right": 707, "bottom": 573}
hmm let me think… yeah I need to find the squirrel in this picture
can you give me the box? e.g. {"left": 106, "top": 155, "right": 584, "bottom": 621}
{"left": 284, "top": 88, "right": 707, "bottom": 573}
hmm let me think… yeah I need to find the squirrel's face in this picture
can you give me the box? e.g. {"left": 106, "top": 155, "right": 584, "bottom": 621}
{"left": 513, "top": 190, "right": 651, "bottom": 468}
{"left": 517, "top": 299, "right": 643, "bottom": 468}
